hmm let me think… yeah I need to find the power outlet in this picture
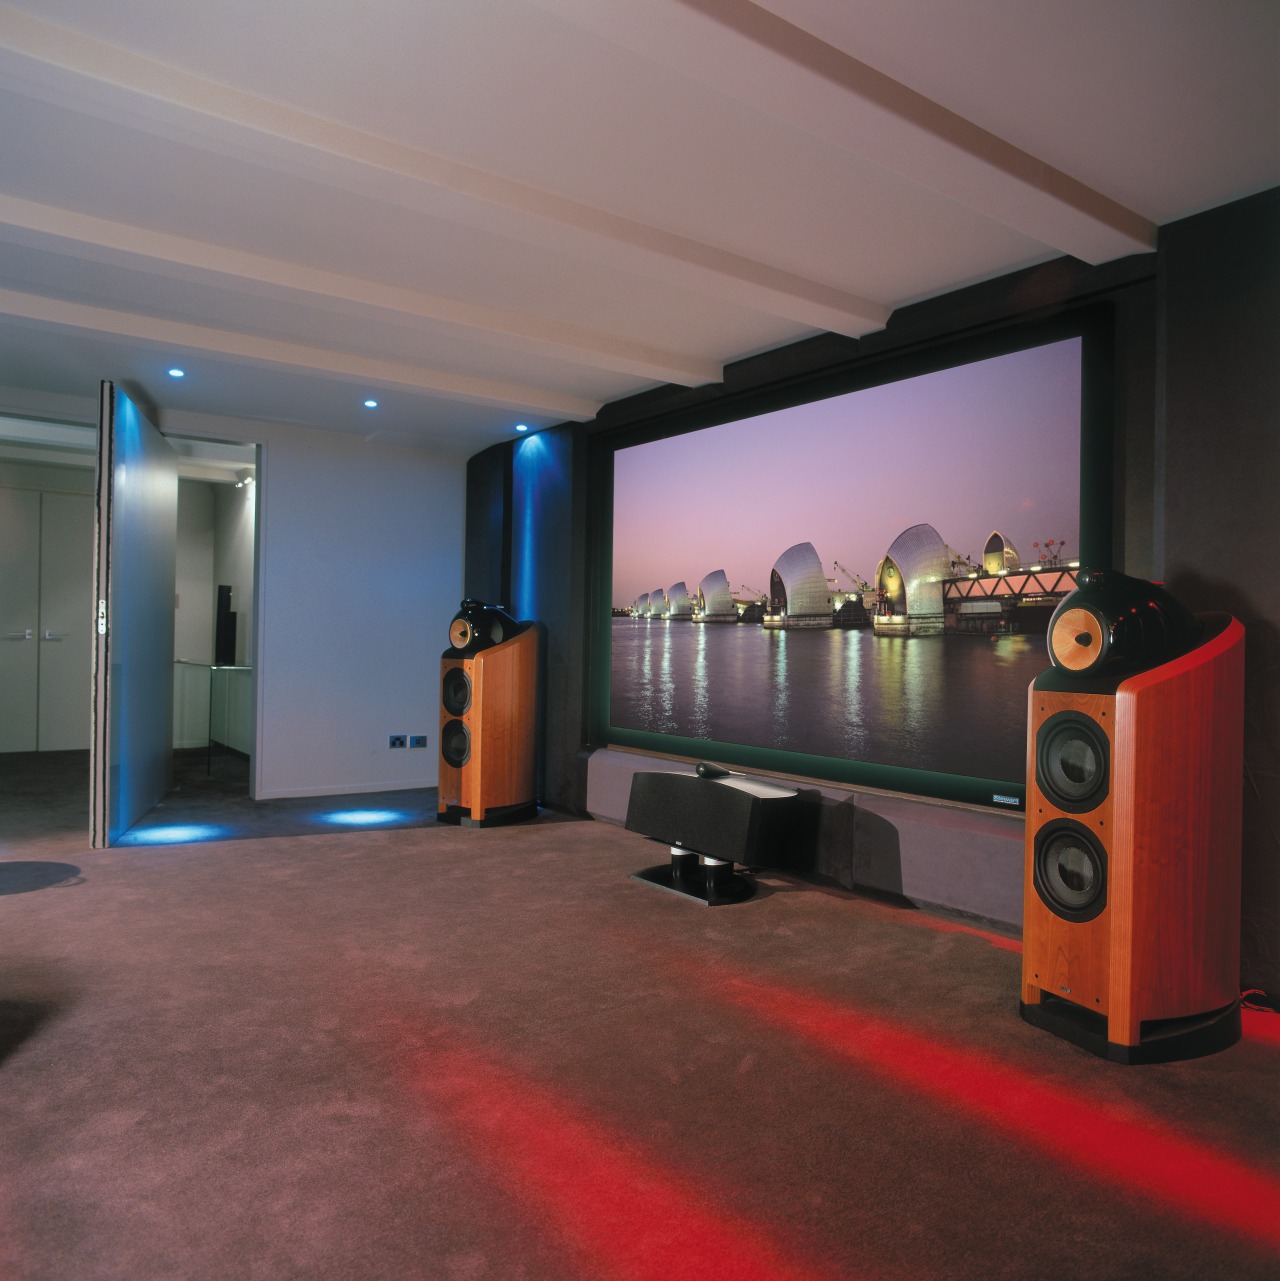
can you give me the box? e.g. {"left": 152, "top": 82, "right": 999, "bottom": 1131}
{"left": 388, "top": 734, "right": 407, "bottom": 749}
{"left": 408, "top": 735, "right": 427, "bottom": 749}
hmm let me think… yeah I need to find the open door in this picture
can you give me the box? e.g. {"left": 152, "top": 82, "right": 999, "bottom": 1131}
{"left": 91, "top": 383, "right": 178, "bottom": 847}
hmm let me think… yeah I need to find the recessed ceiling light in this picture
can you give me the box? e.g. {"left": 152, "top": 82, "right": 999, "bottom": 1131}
{"left": 364, "top": 398, "right": 378, "bottom": 408}
{"left": 168, "top": 368, "right": 185, "bottom": 378}
{"left": 515, "top": 423, "right": 530, "bottom": 432}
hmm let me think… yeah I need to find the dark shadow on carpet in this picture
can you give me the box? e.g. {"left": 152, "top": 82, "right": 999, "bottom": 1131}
{"left": 0, "top": 862, "right": 84, "bottom": 895}
{"left": 0, "top": 1000, "right": 59, "bottom": 1066}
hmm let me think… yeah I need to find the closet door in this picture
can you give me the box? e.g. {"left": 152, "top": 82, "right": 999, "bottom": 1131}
{"left": 0, "top": 488, "right": 39, "bottom": 752}
{"left": 38, "top": 491, "right": 94, "bottom": 750}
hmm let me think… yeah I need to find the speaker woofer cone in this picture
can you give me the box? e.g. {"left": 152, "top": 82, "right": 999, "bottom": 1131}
{"left": 441, "top": 667, "right": 472, "bottom": 716}
{"left": 1033, "top": 820, "right": 1107, "bottom": 922}
{"left": 1036, "top": 711, "right": 1109, "bottom": 812}
{"left": 441, "top": 719, "right": 471, "bottom": 768}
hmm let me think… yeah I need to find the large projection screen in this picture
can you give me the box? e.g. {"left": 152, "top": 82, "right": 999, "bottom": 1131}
{"left": 599, "top": 323, "right": 1107, "bottom": 810}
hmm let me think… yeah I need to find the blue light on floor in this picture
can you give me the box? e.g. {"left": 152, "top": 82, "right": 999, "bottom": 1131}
{"left": 319, "top": 809, "right": 411, "bottom": 827}
{"left": 123, "top": 824, "right": 228, "bottom": 845}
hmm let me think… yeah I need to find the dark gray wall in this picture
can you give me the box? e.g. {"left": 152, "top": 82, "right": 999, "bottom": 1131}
{"left": 1158, "top": 189, "right": 1280, "bottom": 991}
{"left": 463, "top": 444, "right": 510, "bottom": 609}
{"left": 465, "top": 426, "right": 590, "bottom": 813}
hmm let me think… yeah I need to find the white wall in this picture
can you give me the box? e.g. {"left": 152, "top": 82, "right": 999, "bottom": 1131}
{"left": 175, "top": 480, "right": 215, "bottom": 664}
{"left": 3, "top": 404, "right": 467, "bottom": 798}
{"left": 163, "top": 413, "right": 467, "bottom": 798}
{"left": 253, "top": 429, "right": 465, "bottom": 797}
{"left": 175, "top": 477, "right": 256, "bottom": 667}
{"left": 213, "top": 480, "right": 256, "bottom": 665}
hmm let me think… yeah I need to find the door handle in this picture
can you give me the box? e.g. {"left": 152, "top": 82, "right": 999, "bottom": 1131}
{"left": 42, "top": 630, "right": 69, "bottom": 641}
{"left": 4, "top": 629, "right": 33, "bottom": 640}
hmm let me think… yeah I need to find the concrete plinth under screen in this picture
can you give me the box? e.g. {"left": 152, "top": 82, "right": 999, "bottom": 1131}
{"left": 585, "top": 748, "right": 1025, "bottom": 930}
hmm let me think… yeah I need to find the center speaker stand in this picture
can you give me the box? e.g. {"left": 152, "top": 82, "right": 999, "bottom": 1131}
{"left": 1021, "top": 569, "right": 1245, "bottom": 1063}
{"left": 437, "top": 599, "right": 539, "bottom": 827}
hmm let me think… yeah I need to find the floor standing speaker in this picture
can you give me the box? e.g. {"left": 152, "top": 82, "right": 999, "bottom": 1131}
{"left": 1021, "top": 570, "right": 1245, "bottom": 1062}
{"left": 437, "top": 599, "right": 539, "bottom": 827}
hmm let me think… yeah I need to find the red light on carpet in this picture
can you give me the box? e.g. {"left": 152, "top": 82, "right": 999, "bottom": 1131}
{"left": 905, "top": 913, "right": 1021, "bottom": 953}
{"left": 405, "top": 1037, "right": 861, "bottom": 1281}
{"left": 839, "top": 896, "right": 1022, "bottom": 953}
{"left": 1242, "top": 1008, "right": 1280, "bottom": 1048}
{"left": 712, "top": 971, "right": 1280, "bottom": 1254}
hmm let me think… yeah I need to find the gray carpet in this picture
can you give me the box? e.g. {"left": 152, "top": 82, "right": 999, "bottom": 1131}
{"left": 1, "top": 753, "right": 1278, "bottom": 1281}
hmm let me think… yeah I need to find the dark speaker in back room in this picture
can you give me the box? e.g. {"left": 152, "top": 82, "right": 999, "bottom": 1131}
{"left": 1021, "top": 568, "right": 1245, "bottom": 1063}
{"left": 437, "top": 599, "right": 539, "bottom": 827}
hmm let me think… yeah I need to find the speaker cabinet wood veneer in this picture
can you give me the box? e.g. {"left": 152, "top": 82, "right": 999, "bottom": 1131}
{"left": 1021, "top": 613, "right": 1245, "bottom": 1062}
{"left": 1022, "top": 688, "right": 1115, "bottom": 1019}
{"left": 438, "top": 601, "right": 539, "bottom": 827}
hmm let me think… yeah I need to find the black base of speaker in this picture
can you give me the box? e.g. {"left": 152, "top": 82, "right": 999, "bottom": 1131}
{"left": 436, "top": 800, "right": 538, "bottom": 828}
{"left": 1020, "top": 994, "right": 1242, "bottom": 1064}
{"left": 631, "top": 860, "right": 756, "bottom": 906}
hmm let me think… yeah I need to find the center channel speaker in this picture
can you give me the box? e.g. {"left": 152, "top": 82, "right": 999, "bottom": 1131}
{"left": 437, "top": 599, "right": 539, "bottom": 827}
{"left": 1021, "top": 569, "right": 1245, "bottom": 1063}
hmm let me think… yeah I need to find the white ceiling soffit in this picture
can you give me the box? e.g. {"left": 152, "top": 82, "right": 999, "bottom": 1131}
{"left": 0, "top": 0, "right": 1275, "bottom": 452}
{"left": 0, "top": 412, "right": 91, "bottom": 451}
{"left": 0, "top": 411, "right": 255, "bottom": 481}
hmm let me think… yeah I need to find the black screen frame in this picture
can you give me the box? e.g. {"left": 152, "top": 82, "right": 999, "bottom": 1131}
{"left": 584, "top": 303, "right": 1116, "bottom": 810}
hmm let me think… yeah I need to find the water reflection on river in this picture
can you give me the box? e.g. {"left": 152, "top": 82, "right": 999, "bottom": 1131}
{"left": 611, "top": 618, "right": 1049, "bottom": 782}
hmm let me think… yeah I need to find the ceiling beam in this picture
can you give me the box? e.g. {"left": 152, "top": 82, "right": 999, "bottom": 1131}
{"left": 0, "top": 287, "right": 602, "bottom": 420}
{"left": 0, "top": 194, "right": 722, "bottom": 389}
{"left": 530, "top": 0, "right": 1158, "bottom": 263}
{"left": 0, "top": 7, "right": 890, "bottom": 337}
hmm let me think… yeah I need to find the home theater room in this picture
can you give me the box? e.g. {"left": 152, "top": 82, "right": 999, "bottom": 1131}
{"left": 1, "top": 2, "right": 1277, "bottom": 1279}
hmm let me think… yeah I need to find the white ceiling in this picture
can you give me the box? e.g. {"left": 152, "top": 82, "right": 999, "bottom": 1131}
{"left": 0, "top": 0, "right": 1275, "bottom": 456}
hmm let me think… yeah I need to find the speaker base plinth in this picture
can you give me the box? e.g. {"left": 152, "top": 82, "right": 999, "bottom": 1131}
{"left": 1020, "top": 994, "right": 1241, "bottom": 1064}
{"left": 631, "top": 861, "right": 757, "bottom": 906}
{"left": 437, "top": 800, "right": 538, "bottom": 828}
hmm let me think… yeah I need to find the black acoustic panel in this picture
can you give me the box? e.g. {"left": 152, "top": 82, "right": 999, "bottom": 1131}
{"left": 625, "top": 771, "right": 812, "bottom": 869}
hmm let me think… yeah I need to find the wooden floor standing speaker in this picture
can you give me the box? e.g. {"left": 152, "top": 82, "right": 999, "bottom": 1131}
{"left": 1021, "top": 570, "right": 1245, "bottom": 1063}
{"left": 437, "top": 599, "right": 539, "bottom": 827}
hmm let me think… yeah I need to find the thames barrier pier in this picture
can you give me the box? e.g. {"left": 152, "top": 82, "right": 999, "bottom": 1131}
{"left": 872, "top": 526, "right": 1076, "bottom": 636}
{"left": 627, "top": 525, "right": 1076, "bottom": 636}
